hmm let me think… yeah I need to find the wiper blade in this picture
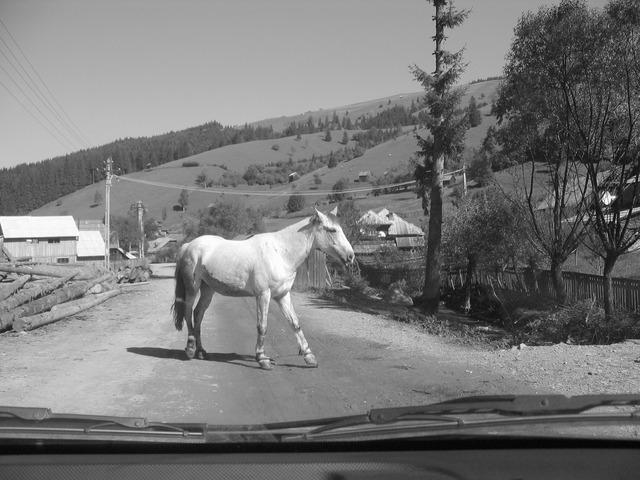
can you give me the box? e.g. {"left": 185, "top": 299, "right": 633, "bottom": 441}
{"left": 0, "top": 406, "right": 148, "bottom": 429}
{"left": 368, "top": 394, "right": 640, "bottom": 422}
{"left": 300, "top": 394, "right": 640, "bottom": 439}
{"left": 0, "top": 406, "right": 204, "bottom": 441}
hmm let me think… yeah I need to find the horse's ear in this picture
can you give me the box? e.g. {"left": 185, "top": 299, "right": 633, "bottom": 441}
{"left": 313, "top": 207, "right": 329, "bottom": 225}
{"left": 310, "top": 208, "right": 321, "bottom": 224}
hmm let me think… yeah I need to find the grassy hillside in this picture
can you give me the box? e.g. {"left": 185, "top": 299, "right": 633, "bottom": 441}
{"left": 32, "top": 79, "right": 499, "bottom": 230}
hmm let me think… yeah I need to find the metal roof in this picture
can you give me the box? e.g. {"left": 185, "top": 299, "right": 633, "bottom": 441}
{"left": 77, "top": 230, "right": 105, "bottom": 258}
{"left": 0, "top": 216, "right": 79, "bottom": 239}
{"left": 359, "top": 210, "right": 392, "bottom": 226}
{"left": 387, "top": 213, "right": 424, "bottom": 236}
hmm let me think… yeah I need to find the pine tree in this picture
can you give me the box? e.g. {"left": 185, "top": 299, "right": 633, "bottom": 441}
{"left": 411, "top": 0, "right": 469, "bottom": 314}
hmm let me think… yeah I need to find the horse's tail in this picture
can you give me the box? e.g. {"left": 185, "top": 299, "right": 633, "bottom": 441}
{"left": 171, "top": 244, "right": 188, "bottom": 331}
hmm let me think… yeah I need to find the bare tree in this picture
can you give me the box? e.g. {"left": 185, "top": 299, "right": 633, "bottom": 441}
{"left": 495, "top": 0, "right": 594, "bottom": 304}
{"left": 569, "top": 0, "right": 640, "bottom": 319}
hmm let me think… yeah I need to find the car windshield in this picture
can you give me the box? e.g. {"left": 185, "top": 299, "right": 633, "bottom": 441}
{"left": 1, "top": 0, "right": 639, "bottom": 443}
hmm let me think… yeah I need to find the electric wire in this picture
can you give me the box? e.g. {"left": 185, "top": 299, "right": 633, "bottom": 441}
{"left": 0, "top": 76, "right": 75, "bottom": 152}
{"left": 0, "top": 17, "right": 88, "bottom": 151}
{"left": 0, "top": 17, "right": 91, "bottom": 147}
{"left": 112, "top": 167, "right": 464, "bottom": 197}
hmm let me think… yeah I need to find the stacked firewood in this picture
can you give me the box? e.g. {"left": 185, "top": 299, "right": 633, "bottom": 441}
{"left": 0, "top": 264, "right": 120, "bottom": 333}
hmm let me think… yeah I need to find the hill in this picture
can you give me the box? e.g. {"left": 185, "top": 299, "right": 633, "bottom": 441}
{"left": 31, "top": 79, "right": 500, "bottom": 230}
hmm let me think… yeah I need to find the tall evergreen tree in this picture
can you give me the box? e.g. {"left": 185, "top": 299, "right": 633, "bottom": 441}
{"left": 411, "top": 0, "right": 469, "bottom": 314}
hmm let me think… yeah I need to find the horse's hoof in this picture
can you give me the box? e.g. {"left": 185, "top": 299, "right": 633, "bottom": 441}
{"left": 303, "top": 353, "right": 318, "bottom": 368}
{"left": 195, "top": 349, "right": 207, "bottom": 360}
{"left": 185, "top": 337, "right": 196, "bottom": 360}
{"left": 258, "top": 359, "right": 273, "bottom": 370}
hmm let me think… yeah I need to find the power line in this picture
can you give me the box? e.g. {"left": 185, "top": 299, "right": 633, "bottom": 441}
{"left": 0, "top": 76, "right": 75, "bottom": 152}
{"left": 0, "top": 60, "right": 77, "bottom": 151}
{"left": 113, "top": 167, "right": 466, "bottom": 197}
{"left": 0, "top": 17, "right": 91, "bottom": 147}
{"left": 0, "top": 17, "right": 89, "bottom": 150}
{"left": 114, "top": 175, "right": 418, "bottom": 197}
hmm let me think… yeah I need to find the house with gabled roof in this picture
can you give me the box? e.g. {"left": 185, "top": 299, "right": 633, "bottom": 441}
{"left": 0, "top": 216, "right": 79, "bottom": 264}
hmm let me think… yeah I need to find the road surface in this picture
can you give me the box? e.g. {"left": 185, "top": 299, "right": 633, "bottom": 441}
{"left": 0, "top": 272, "right": 530, "bottom": 425}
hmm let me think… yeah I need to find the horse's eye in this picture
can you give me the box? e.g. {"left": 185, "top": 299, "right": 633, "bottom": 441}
{"left": 324, "top": 227, "right": 337, "bottom": 233}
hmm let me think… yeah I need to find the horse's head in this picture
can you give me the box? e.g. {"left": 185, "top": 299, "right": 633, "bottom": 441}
{"left": 309, "top": 208, "right": 355, "bottom": 266}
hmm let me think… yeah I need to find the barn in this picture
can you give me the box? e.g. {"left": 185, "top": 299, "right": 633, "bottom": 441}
{"left": 0, "top": 216, "right": 79, "bottom": 264}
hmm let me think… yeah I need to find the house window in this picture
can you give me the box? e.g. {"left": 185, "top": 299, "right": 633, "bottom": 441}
{"left": 56, "top": 257, "right": 70, "bottom": 264}
{"left": 25, "top": 238, "right": 39, "bottom": 244}
{"left": 48, "top": 239, "right": 60, "bottom": 244}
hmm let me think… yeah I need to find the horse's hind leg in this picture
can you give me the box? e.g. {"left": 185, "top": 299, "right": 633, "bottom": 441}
{"left": 275, "top": 292, "right": 317, "bottom": 368}
{"left": 183, "top": 279, "right": 200, "bottom": 360}
{"left": 193, "top": 283, "right": 214, "bottom": 360}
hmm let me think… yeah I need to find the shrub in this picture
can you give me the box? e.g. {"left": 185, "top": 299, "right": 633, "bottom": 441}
{"left": 271, "top": 144, "right": 280, "bottom": 151}
{"left": 328, "top": 178, "right": 349, "bottom": 202}
{"left": 517, "top": 300, "right": 640, "bottom": 345}
{"left": 286, "top": 194, "right": 306, "bottom": 213}
{"left": 182, "top": 161, "right": 199, "bottom": 167}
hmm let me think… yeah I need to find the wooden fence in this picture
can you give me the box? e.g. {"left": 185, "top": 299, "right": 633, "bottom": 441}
{"left": 293, "top": 250, "right": 329, "bottom": 290}
{"left": 442, "top": 268, "right": 640, "bottom": 312}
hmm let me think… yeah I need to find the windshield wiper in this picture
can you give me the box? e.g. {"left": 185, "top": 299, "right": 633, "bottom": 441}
{"left": 0, "top": 406, "right": 205, "bottom": 441}
{"left": 296, "top": 394, "right": 640, "bottom": 440}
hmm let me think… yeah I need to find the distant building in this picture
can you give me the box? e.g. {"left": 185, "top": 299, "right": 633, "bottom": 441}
{"left": 0, "top": 216, "right": 79, "bottom": 264}
{"left": 358, "top": 171, "right": 371, "bottom": 182}
{"left": 288, "top": 172, "right": 299, "bottom": 182}
{"left": 76, "top": 230, "right": 106, "bottom": 264}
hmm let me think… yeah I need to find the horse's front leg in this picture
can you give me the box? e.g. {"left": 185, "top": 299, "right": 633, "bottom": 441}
{"left": 276, "top": 292, "right": 317, "bottom": 367}
{"left": 255, "top": 290, "right": 273, "bottom": 370}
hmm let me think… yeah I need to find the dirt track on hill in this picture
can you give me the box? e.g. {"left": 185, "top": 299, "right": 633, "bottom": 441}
{"left": 0, "top": 264, "right": 638, "bottom": 426}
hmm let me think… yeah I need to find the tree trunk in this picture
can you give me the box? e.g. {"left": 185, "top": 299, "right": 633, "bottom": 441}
{"left": 0, "top": 273, "right": 112, "bottom": 329}
{"left": 0, "top": 273, "right": 77, "bottom": 320}
{"left": 421, "top": 153, "right": 444, "bottom": 314}
{"left": 0, "top": 264, "right": 97, "bottom": 280}
{"left": 602, "top": 254, "right": 617, "bottom": 321}
{"left": 0, "top": 275, "right": 30, "bottom": 302}
{"left": 13, "top": 289, "right": 120, "bottom": 332}
{"left": 550, "top": 258, "right": 567, "bottom": 305}
{"left": 463, "top": 254, "right": 477, "bottom": 313}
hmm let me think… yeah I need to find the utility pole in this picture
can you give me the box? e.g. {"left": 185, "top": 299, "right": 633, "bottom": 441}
{"left": 129, "top": 200, "right": 146, "bottom": 258}
{"left": 462, "top": 164, "right": 467, "bottom": 196}
{"left": 104, "top": 157, "right": 112, "bottom": 269}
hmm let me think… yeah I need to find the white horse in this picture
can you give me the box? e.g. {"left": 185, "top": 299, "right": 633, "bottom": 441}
{"left": 172, "top": 208, "right": 355, "bottom": 370}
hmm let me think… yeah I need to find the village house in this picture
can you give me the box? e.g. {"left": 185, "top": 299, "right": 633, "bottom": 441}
{"left": 351, "top": 208, "right": 425, "bottom": 255}
{"left": 0, "top": 216, "right": 109, "bottom": 265}
{"left": 0, "top": 216, "right": 80, "bottom": 264}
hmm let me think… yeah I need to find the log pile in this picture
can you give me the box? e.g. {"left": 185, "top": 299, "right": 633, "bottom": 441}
{"left": 0, "top": 263, "right": 120, "bottom": 333}
{"left": 113, "top": 263, "right": 152, "bottom": 283}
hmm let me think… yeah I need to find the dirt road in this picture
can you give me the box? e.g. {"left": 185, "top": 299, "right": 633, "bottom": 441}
{"left": 1, "top": 266, "right": 638, "bottom": 425}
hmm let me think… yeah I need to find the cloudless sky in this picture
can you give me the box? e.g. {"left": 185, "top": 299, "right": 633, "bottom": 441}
{"left": 0, "top": 0, "right": 607, "bottom": 168}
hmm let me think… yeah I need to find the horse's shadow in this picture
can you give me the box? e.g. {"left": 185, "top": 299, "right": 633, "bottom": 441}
{"left": 126, "top": 347, "right": 258, "bottom": 368}
{"left": 126, "top": 347, "right": 314, "bottom": 370}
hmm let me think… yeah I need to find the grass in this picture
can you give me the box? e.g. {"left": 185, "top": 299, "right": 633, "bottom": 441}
{"left": 31, "top": 79, "right": 501, "bottom": 234}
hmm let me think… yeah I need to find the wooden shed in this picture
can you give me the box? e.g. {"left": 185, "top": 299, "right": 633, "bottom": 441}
{"left": 0, "top": 216, "right": 79, "bottom": 264}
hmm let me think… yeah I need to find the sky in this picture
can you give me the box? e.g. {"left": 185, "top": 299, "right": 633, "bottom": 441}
{"left": 0, "top": 0, "right": 608, "bottom": 169}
